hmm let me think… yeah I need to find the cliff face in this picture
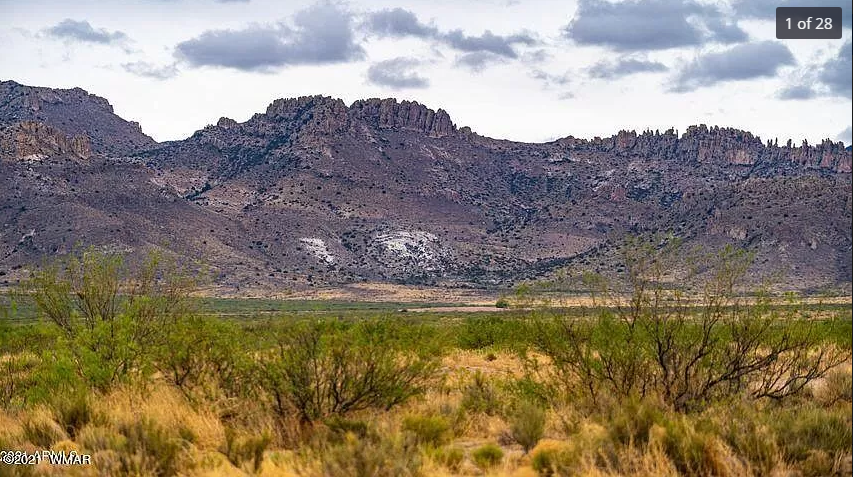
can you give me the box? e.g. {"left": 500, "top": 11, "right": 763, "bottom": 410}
{"left": 595, "top": 126, "right": 850, "bottom": 173}
{"left": 350, "top": 98, "right": 455, "bottom": 137}
{"left": 0, "top": 121, "right": 91, "bottom": 161}
{"left": 0, "top": 80, "right": 155, "bottom": 156}
{"left": 0, "top": 81, "right": 850, "bottom": 292}
{"left": 259, "top": 96, "right": 456, "bottom": 137}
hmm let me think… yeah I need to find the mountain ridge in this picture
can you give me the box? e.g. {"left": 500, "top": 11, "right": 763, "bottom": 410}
{"left": 0, "top": 80, "right": 850, "bottom": 293}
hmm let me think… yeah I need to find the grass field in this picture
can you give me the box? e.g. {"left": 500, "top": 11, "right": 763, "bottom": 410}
{"left": 0, "top": 249, "right": 851, "bottom": 476}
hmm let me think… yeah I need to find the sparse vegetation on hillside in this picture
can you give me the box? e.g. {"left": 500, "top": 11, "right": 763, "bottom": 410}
{"left": 0, "top": 247, "right": 850, "bottom": 476}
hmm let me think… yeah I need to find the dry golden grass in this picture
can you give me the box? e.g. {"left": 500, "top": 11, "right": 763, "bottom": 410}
{"left": 0, "top": 348, "right": 850, "bottom": 477}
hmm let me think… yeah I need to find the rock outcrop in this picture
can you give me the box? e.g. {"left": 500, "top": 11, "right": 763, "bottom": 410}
{"left": 577, "top": 125, "right": 851, "bottom": 173}
{"left": 350, "top": 98, "right": 456, "bottom": 137}
{"left": 0, "top": 80, "right": 155, "bottom": 155}
{"left": 264, "top": 95, "right": 349, "bottom": 135}
{"left": 0, "top": 121, "right": 91, "bottom": 160}
{"left": 216, "top": 117, "right": 238, "bottom": 129}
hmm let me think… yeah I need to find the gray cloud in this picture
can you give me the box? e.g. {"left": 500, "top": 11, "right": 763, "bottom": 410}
{"left": 455, "top": 52, "right": 506, "bottom": 72}
{"left": 122, "top": 61, "right": 179, "bottom": 80}
{"left": 365, "top": 7, "right": 536, "bottom": 59}
{"left": 531, "top": 69, "right": 571, "bottom": 87}
{"left": 734, "top": 0, "right": 851, "bottom": 28}
{"left": 671, "top": 41, "right": 794, "bottom": 92}
{"left": 588, "top": 58, "right": 667, "bottom": 79}
{"left": 367, "top": 57, "right": 429, "bottom": 89}
{"left": 563, "top": 0, "right": 747, "bottom": 52}
{"left": 818, "top": 40, "right": 852, "bottom": 99}
{"left": 442, "top": 30, "right": 535, "bottom": 58}
{"left": 174, "top": 3, "right": 364, "bottom": 71}
{"left": 45, "top": 19, "right": 128, "bottom": 45}
{"left": 365, "top": 8, "right": 437, "bottom": 38}
{"left": 776, "top": 84, "right": 817, "bottom": 100}
{"left": 837, "top": 126, "right": 852, "bottom": 145}
{"left": 778, "top": 40, "right": 852, "bottom": 101}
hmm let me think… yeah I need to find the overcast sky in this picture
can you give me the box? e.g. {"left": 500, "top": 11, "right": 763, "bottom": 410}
{"left": 1, "top": 0, "right": 850, "bottom": 145}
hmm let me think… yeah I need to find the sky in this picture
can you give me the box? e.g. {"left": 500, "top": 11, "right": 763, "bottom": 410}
{"left": 0, "top": 0, "right": 850, "bottom": 145}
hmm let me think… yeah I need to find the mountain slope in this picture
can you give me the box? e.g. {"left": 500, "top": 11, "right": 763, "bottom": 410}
{"left": 0, "top": 82, "right": 850, "bottom": 293}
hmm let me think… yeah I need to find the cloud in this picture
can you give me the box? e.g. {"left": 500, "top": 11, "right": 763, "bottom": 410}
{"left": 817, "top": 40, "right": 852, "bottom": 99}
{"left": 442, "top": 30, "right": 535, "bottom": 58}
{"left": 454, "top": 52, "right": 506, "bottom": 72}
{"left": 670, "top": 41, "right": 794, "bottom": 92}
{"left": 777, "top": 40, "right": 852, "bottom": 100}
{"left": 734, "top": 0, "right": 851, "bottom": 28}
{"left": 365, "top": 8, "right": 437, "bottom": 38}
{"left": 45, "top": 19, "right": 128, "bottom": 45}
{"left": 366, "top": 57, "right": 429, "bottom": 89}
{"left": 122, "top": 61, "right": 179, "bottom": 80}
{"left": 364, "top": 7, "right": 536, "bottom": 59}
{"left": 530, "top": 69, "right": 574, "bottom": 100}
{"left": 776, "top": 84, "right": 817, "bottom": 100}
{"left": 531, "top": 69, "right": 571, "bottom": 87}
{"left": 174, "top": 3, "right": 364, "bottom": 71}
{"left": 588, "top": 58, "right": 667, "bottom": 79}
{"left": 563, "top": 0, "right": 747, "bottom": 52}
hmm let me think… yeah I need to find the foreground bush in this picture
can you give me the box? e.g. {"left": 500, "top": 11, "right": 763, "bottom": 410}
{"left": 508, "top": 399, "right": 545, "bottom": 453}
{"left": 257, "top": 320, "right": 439, "bottom": 424}
{"left": 315, "top": 430, "right": 422, "bottom": 477}
{"left": 472, "top": 442, "right": 504, "bottom": 470}
{"left": 0, "top": 243, "right": 848, "bottom": 476}
{"left": 523, "top": 241, "right": 851, "bottom": 412}
{"left": 402, "top": 414, "right": 452, "bottom": 447}
{"left": 22, "top": 249, "right": 195, "bottom": 391}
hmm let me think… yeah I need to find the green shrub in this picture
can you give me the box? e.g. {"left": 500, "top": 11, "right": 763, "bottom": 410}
{"left": 319, "top": 432, "right": 422, "bottom": 477}
{"left": 522, "top": 241, "right": 850, "bottom": 412}
{"left": 605, "top": 399, "right": 663, "bottom": 446}
{"left": 714, "top": 404, "right": 778, "bottom": 474}
{"left": 495, "top": 298, "right": 510, "bottom": 309}
{"left": 772, "top": 406, "right": 852, "bottom": 461}
{"left": 660, "top": 415, "right": 715, "bottom": 475}
{"left": 258, "top": 320, "right": 437, "bottom": 423}
{"left": 530, "top": 444, "right": 576, "bottom": 476}
{"left": 531, "top": 446, "right": 559, "bottom": 476}
{"left": 0, "top": 352, "right": 40, "bottom": 409}
{"left": 457, "top": 315, "right": 526, "bottom": 350}
{"left": 509, "top": 400, "right": 546, "bottom": 453}
{"left": 222, "top": 427, "right": 270, "bottom": 473}
{"left": 118, "top": 418, "right": 189, "bottom": 476}
{"left": 472, "top": 443, "right": 504, "bottom": 470}
{"left": 324, "top": 416, "right": 370, "bottom": 440}
{"left": 21, "top": 350, "right": 82, "bottom": 406}
{"left": 429, "top": 446, "right": 464, "bottom": 472}
{"left": 24, "top": 249, "right": 196, "bottom": 392}
{"left": 154, "top": 316, "right": 253, "bottom": 400}
{"left": 460, "top": 371, "right": 501, "bottom": 416}
{"left": 402, "top": 414, "right": 451, "bottom": 447}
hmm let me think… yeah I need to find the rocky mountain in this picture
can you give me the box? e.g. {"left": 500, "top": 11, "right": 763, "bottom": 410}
{"left": 0, "top": 80, "right": 850, "bottom": 294}
{"left": 0, "top": 81, "right": 154, "bottom": 156}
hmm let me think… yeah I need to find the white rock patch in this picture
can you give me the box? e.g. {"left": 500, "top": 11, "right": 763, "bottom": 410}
{"left": 18, "top": 229, "right": 35, "bottom": 245}
{"left": 374, "top": 231, "right": 448, "bottom": 271}
{"left": 299, "top": 238, "right": 335, "bottom": 264}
